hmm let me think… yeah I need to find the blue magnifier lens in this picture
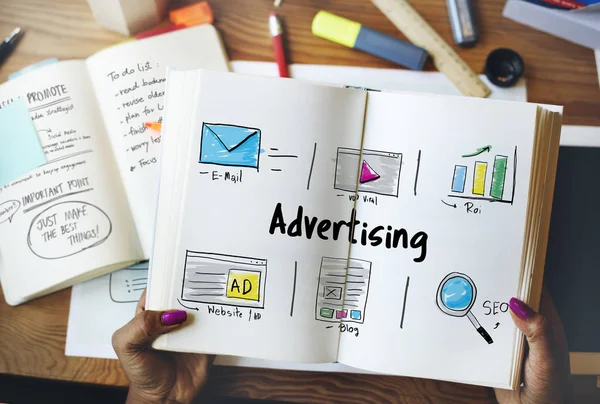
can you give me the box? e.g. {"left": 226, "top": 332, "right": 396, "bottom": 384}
{"left": 441, "top": 276, "right": 473, "bottom": 311}
{"left": 437, "top": 273, "right": 494, "bottom": 344}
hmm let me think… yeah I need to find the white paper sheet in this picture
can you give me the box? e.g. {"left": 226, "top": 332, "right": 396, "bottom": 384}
{"left": 67, "top": 61, "right": 528, "bottom": 373}
{"left": 560, "top": 125, "right": 600, "bottom": 147}
{"left": 66, "top": 262, "right": 148, "bottom": 358}
{"left": 231, "top": 61, "right": 528, "bottom": 102}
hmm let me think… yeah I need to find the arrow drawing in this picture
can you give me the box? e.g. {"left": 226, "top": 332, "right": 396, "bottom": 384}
{"left": 37, "top": 128, "right": 52, "bottom": 133}
{"left": 177, "top": 298, "right": 199, "bottom": 311}
{"left": 462, "top": 145, "right": 492, "bottom": 158}
{"left": 441, "top": 199, "right": 457, "bottom": 208}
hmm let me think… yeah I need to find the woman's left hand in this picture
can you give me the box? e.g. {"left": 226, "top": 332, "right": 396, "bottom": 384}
{"left": 112, "top": 290, "right": 214, "bottom": 404}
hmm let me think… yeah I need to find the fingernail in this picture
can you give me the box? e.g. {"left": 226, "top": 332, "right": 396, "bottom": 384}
{"left": 509, "top": 297, "right": 534, "bottom": 320}
{"left": 161, "top": 310, "right": 187, "bottom": 326}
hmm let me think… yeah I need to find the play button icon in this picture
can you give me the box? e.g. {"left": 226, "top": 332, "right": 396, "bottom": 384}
{"left": 360, "top": 160, "right": 380, "bottom": 184}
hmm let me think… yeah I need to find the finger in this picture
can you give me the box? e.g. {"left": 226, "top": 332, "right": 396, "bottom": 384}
{"left": 508, "top": 297, "right": 554, "bottom": 372}
{"left": 136, "top": 289, "right": 147, "bottom": 315}
{"left": 113, "top": 309, "right": 187, "bottom": 355}
{"left": 539, "top": 289, "right": 571, "bottom": 376}
{"left": 539, "top": 287, "right": 569, "bottom": 354}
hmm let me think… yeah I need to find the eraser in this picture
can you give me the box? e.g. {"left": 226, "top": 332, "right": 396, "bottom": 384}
{"left": 169, "top": 1, "right": 214, "bottom": 27}
{"left": 134, "top": 23, "right": 186, "bottom": 40}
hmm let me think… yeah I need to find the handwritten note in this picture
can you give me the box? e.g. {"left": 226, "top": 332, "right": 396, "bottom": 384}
{"left": 28, "top": 200, "right": 112, "bottom": 259}
{"left": 0, "top": 99, "right": 46, "bottom": 187}
{"left": 105, "top": 61, "right": 164, "bottom": 173}
{"left": 0, "top": 60, "right": 143, "bottom": 305}
{"left": 85, "top": 25, "right": 230, "bottom": 256}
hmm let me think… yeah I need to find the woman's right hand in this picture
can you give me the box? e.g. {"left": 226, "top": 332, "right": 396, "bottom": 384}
{"left": 494, "top": 290, "right": 571, "bottom": 404}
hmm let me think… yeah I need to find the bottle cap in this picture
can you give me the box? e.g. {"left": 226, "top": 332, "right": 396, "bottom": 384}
{"left": 485, "top": 48, "right": 524, "bottom": 88}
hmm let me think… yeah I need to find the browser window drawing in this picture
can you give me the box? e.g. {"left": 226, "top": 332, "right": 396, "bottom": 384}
{"left": 315, "top": 257, "right": 372, "bottom": 324}
{"left": 334, "top": 147, "right": 402, "bottom": 197}
{"left": 199, "top": 123, "right": 262, "bottom": 170}
{"left": 109, "top": 262, "right": 149, "bottom": 303}
{"left": 181, "top": 250, "right": 267, "bottom": 309}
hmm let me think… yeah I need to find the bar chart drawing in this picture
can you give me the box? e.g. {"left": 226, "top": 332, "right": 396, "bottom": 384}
{"left": 449, "top": 146, "right": 517, "bottom": 204}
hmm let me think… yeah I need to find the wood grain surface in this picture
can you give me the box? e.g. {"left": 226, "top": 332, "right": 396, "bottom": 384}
{"left": 0, "top": 0, "right": 598, "bottom": 403}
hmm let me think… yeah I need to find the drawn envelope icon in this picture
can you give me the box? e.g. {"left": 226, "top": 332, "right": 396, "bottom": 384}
{"left": 199, "top": 123, "right": 262, "bottom": 169}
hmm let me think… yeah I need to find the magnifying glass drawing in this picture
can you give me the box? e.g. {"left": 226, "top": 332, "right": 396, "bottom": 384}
{"left": 436, "top": 272, "right": 494, "bottom": 344}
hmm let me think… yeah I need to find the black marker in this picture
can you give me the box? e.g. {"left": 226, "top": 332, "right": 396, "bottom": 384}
{"left": 0, "top": 28, "right": 23, "bottom": 67}
{"left": 446, "top": 0, "right": 478, "bottom": 47}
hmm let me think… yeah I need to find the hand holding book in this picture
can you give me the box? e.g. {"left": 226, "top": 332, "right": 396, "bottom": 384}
{"left": 147, "top": 69, "right": 562, "bottom": 389}
{"left": 112, "top": 289, "right": 571, "bottom": 402}
{"left": 112, "top": 290, "right": 213, "bottom": 404}
{"left": 494, "top": 294, "right": 571, "bottom": 403}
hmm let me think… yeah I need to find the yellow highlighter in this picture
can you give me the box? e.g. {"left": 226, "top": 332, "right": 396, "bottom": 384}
{"left": 312, "top": 11, "right": 428, "bottom": 71}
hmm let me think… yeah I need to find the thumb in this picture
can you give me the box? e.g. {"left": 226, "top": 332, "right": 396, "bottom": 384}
{"left": 112, "top": 309, "right": 187, "bottom": 355}
{"left": 509, "top": 297, "right": 554, "bottom": 378}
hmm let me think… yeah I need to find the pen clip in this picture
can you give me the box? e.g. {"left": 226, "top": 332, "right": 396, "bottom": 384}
{"left": 6, "top": 27, "right": 22, "bottom": 45}
{"left": 269, "top": 14, "right": 283, "bottom": 36}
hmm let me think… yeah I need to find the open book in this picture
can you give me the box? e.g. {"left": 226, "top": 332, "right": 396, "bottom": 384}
{"left": 0, "top": 25, "right": 229, "bottom": 305}
{"left": 148, "top": 69, "right": 562, "bottom": 389}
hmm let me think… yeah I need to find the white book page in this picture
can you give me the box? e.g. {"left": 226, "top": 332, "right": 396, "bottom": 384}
{"left": 152, "top": 71, "right": 367, "bottom": 363}
{"left": 66, "top": 262, "right": 148, "bottom": 359}
{"left": 86, "top": 25, "right": 230, "bottom": 257}
{"left": 335, "top": 92, "right": 539, "bottom": 387}
{"left": 0, "top": 61, "right": 142, "bottom": 305}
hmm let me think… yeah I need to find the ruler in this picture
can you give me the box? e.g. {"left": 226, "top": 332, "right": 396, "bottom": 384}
{"left": 371, "top": 0, "right": 491, "bottom": 98}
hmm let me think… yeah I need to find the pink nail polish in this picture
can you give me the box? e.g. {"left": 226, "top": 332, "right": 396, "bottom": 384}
{"left": 509, "top": 297, "right": 534, "bottom": 320}
{"left": 161, "top": 310, "right": 187, "bottom": 326}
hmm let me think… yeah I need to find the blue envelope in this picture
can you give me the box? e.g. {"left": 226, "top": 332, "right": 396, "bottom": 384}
{"left": 200, "top": 123, "right": 261, "bottom": 169}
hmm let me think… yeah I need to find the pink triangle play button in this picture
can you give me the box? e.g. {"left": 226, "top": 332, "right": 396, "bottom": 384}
{"left": 360, "top": 160, "right": 380, "bottom": 184}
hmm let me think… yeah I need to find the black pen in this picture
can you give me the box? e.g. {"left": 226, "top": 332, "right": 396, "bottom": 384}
{"left": 0, "top": 28, "right": 24, "bottom": 67}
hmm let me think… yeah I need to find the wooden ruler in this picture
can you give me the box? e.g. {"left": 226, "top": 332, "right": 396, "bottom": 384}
{"left": 371, "top": 0, "right": 491, "bottom": 98}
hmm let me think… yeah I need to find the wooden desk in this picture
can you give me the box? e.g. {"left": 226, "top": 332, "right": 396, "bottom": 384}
{"left": 0, "top": 0, "right": 598, "bottom": 402}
